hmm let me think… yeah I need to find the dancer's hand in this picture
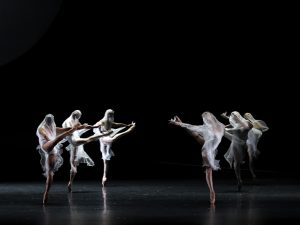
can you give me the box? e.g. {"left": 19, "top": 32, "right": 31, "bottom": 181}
{"left": 128, "top": 122, "right": 136, "bottom": 130}
{"left": 174, "top": 115, "right": 182, "bottom": 122}
{"left": 221, "top": 112, "right": 227, "bottom": 118}
{"left": 169, "top": 117, "right": 178, "bottom": 125}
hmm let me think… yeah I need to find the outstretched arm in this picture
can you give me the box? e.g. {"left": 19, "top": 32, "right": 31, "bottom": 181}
{"left": 221, "top": 112, "right": 229, "bottom": 120}
{"left": 77, "top": 123, "right": 93, "bottom": 129}
{"left": 170, "top": 120, "right": 201, "bottom": 133}
{"left": 169, "top": 116, "right": 204, "bottom": 145}
{"left": 56, "top": 123, "right": 86, "bottom": 135}
{"left": 112, "top": 122, "right": 130, "bottom": 128}
{"left": 56, "top": 127, "right": 73, "bottom": 135}
{"left": 220, "top": 112, "right": 233, "bottom": 128}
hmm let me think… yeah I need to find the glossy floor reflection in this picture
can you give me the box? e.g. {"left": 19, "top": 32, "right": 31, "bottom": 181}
{"left": 1, "top": 178, "right": 300, "bottom": 225}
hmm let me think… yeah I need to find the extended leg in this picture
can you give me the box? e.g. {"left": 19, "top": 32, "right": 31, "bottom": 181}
{"left": 110, "top": 124, "right": 135, "bottom": 141}
{"left": 42, "top": 128, "right": 76, "bottom": 153}
{"left": 72, "top": 133, "right": 109, "bottom": 146}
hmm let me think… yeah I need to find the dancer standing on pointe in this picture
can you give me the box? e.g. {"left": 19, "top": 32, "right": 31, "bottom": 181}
{"left": 169, "top": 112, "right": 224, "bottom": 204}
{"left": 93, "top": 109, "right": 136, "bottom": 186}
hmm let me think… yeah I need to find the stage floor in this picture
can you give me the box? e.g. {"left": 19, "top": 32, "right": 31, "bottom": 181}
{"left": 1, "top": 178, "right": 300, "bottom": 225}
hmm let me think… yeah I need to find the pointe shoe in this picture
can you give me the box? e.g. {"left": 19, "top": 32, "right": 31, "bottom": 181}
{"left": 102, "top": 177, "right": 107, "bottom": 187}
{"left": 67, "top": 182, "right": 72, "bottom": 193}
{"left": 43, "top": 192, "right": 48, "bottom": 205}
{"left": 210, "top": 192, "right": 215, "bottom": 205}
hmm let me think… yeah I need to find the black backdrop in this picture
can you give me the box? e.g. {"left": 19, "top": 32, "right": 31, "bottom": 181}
{"left": 0, "top": 1, "right": 298, "bottom": 182}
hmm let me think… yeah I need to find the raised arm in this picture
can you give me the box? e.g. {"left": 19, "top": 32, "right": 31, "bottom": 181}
{"left": 172, "top": 121, "right": 201, "bottom": 132}
{"left": 169, "top": 116, "right": 204, "bottom": 145}
{"left": 221, "top": 112, "right": 229, "bottom": 120}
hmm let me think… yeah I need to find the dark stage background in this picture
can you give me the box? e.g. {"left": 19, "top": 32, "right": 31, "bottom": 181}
{"left": 0, "top": 1, "right": 298, "bottom": 182}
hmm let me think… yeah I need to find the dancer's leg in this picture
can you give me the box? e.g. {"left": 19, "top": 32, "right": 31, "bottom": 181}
{"left": 110, "top": 125, "right": 135, "bottom": 141}
{"left": 102, "top": 160, "right": 109, "bottom": 187}
{"left": 234, "top": 161, "right": 242, "bottom": 191}
{"left": 43, "top": 154, "right": 55, "bottom": 205}
{"left": 72, "top": 133, "right": 111, "bottom": 146}
{"left": 248, "top": 149, "right": 256, "bottom": 179}
{"left": 205, "top": 168, "right": 215, "bottom": 204}
{"left": 42, "top": 128, "right": 75, "bottom": 153}
{"left": 68, "top": 149, "right": 77, "bottom": 192}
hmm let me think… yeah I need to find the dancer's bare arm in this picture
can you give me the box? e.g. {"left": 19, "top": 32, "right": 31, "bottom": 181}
{"left": 56, "top": 127, "right": 73, "bottom": 135}
{"left": 169, "top": 116, "right": 204, "bottom": 145}
{"left": 112, "top": 122, "right": 130, "bottom": 128}
{"left": 221, "top": 112, "right": 229, "bottom": 120}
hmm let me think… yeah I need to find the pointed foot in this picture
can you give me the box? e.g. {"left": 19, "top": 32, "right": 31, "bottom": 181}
{"left": 102, "top": 177, "right": 107, "bottom": 187}
{"left": 67, "top": 182, "right": 72, "bottom": 193}
{"left": 210, "top": 192, "right": 215, "bottom": 204}
{"left": 43, "top": 192, "right": 48, "bottom": 205}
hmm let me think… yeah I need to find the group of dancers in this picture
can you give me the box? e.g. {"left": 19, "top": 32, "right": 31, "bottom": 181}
{"left": 36, "top": 109, "right": 268, "bottom": 205}
{"left": 169, "top": 111, "right": 268, "bottom": 204}
{"left": 36, "top": 109, "right": 135, "bottom": 204}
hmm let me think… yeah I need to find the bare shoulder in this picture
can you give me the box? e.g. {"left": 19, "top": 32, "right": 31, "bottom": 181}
{"left": 38, "top": 127, "right": 47, "bottom": 137}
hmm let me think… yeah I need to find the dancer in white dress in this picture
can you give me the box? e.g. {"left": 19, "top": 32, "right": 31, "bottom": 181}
{"left": 62, "top": 110, "right": 112, "bottom": 192}
{"left": 169, "top": 112, "right": 224, "bottom": 204}
{"left": 93, "top": 109, "right": 136, "bottom": 186}
{"left": 243, "top": 112, "right": 269, "bottom": 178}
{"left": 36, "top": 114, "right": 84, "bottom": 204}
{"left": 221, "top": 111, "right": 252, "bottom": 191}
